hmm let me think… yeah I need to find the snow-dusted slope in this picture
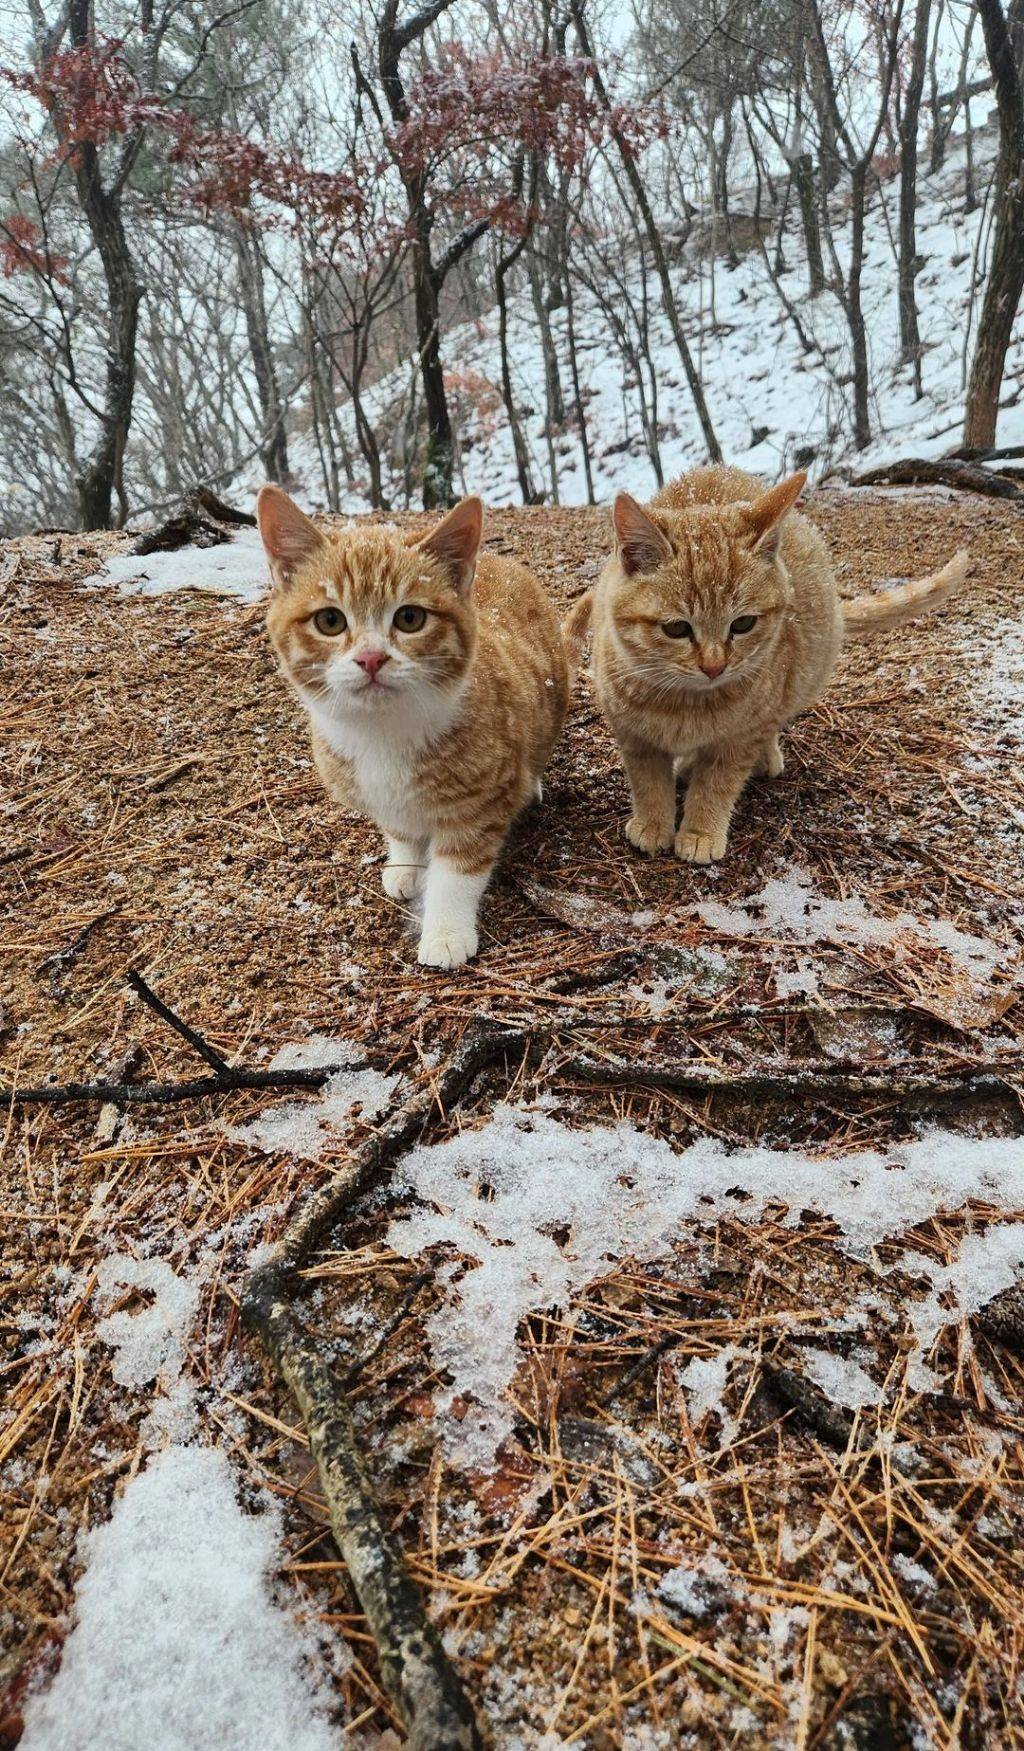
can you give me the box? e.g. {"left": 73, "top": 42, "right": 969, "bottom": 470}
{"left": 277, "top": 124, "right": 1021, "bottom": 511}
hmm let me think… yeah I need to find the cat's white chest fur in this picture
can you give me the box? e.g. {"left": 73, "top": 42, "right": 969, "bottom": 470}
{"left": 305, "top": 691, "right": 458, "bottom": 840}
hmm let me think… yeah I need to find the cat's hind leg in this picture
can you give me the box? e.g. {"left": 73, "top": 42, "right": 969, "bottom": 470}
{"left": 382, "top": 835, "right": 428, "bottom": 901}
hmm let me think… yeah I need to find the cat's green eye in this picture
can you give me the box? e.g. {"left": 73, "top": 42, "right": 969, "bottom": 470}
{"left": 662, "top": 619, "right": 693, "bottom": 640}
{"left": 731, "top": 614, "right": 758, "bottom": 635}
{"left": 313, "top": 606, "right": 347, "bottom": 636}
{"left": 393, "top": 604, "right": 428, "bottom": 633}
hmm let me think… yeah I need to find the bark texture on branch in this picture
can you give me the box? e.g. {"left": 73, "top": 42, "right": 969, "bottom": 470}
{"left": 852, "top": 458, "right": 1024, "bottom": 501}
{"left": 242, "top": 1024, "right": 522, "bottom": 1749}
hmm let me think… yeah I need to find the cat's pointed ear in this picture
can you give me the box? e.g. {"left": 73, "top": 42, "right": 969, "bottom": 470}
{"left": 256, "top": 484, "right": 325, "bottom": 588}
{"left": 741, "top": 472, "right": 807, "bottom": 560}
{"left": 413, "top": 495, "right": 483, "bottom": 596}
{"left": 612, "top": 493, "right": 673, "bottom": 576}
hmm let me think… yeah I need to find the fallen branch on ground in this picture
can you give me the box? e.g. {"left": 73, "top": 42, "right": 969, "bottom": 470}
{"left": 5, "top": 1005, "right": 1018, "bottom": 1113}
{"left": 551, "top": 1047, "right": 1020, "bottom": 1110}
{"left": 851, "top": 458, "right": 1024, "bottom": 500}
{"left": 243, "top": 1022, "right": 525, "bottom": 1749}
{"left": 130, "top": 486, "right": 256, "bottom": 554}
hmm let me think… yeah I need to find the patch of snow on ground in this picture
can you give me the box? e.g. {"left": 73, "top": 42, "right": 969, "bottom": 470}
{"left": 678, "top": 1346, "right": 742, "bottom": 1445}
{"left": 657, "top": 1563, "right": 714, "bottom": 1619}
{"left": 696, "top": 863, "right": 1011, "bottom": 1027}
{"left": 773, "top": 957, "right": 821, "bottom": 1001}
{"left": 19, "top": 1446, "right": 337, "bottom": 1751}
{"left": 387, "top": 1107, "right": 1024, "bottom": 1468}
{"left": 892, "top": 1552, "right": 936, "bottom": 1594}
{"left": 95, "top": 1256, "right": 199, "bottom": 1393}
{"left": 268, "top": 1035, "right": 363, "bottom": 1072}
{"left": 230, "top": 1065, "right": 400, "bottom": 1160}
{"left": 902, "top": 1225, "right": 1024, "bottom": 1389}
{"left": 85, "top": 527, "right": 267, "bottom": 602}
{"left": 799, "top": 1347, "right": 881, "bottom": 1410}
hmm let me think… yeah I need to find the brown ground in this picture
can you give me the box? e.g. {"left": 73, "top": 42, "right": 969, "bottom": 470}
{"left": 1, "top": 487, "right": 1023, "bottom": 1748}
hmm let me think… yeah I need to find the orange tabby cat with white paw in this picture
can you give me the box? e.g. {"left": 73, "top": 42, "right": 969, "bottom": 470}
{"left": 566, "top": 464, "right": 968, "bottom": 865}
{"left": 258, "top": 488, "right": 575, "bottom": 967}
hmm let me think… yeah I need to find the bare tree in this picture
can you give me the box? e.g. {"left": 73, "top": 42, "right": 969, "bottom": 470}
{"left": 569, "top": 0, "right": 722, "bottom": 463}
{"left": 897, "top": 0, "right": 932, "bottom": 395}
{"left": 963, "top": 0, "right": 1024, "bottom": 449}
{"left": 804, "top": 0, "right": 905, "bottom": 450}
{"left": 373, "top": 0, "right": 488, "bottom": 507}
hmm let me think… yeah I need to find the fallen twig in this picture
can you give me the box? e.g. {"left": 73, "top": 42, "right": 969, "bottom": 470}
{"left": 126, "top": 968, "right": 232, "bottom": 1073}
{"left": 551, "top": 1047, "right": 1020, "bottom": 1111}
{"left": 243, "top": 1022, "right": 525, "bottom": 1748}
{"left": 762, "top": 1362, "right": 856, "bottom": 1452}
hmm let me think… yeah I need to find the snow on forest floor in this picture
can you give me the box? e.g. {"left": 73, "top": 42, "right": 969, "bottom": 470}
{"left": 85, "top": 523, "right": 269, "bottom": 601}
{"left": 3, "top": 488, "right": 1024, "bottom": 1746}
{"left": 259, "top": 125, "right": 1024, "bottom": 517}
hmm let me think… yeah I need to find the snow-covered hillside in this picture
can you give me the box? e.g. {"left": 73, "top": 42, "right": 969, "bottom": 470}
{"left": 272, "top": 123, "right": 1022, "bottom": 512}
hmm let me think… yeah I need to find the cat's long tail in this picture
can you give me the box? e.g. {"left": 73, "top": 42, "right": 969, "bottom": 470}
{"left": 842, "top": 549, "right": 969, "bottom": 631}
{"left": 562, "top": 590, "right": 593, "bottom": 682}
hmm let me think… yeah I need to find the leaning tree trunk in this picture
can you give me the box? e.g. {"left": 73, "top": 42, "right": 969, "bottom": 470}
{"left": 70, "top": 142, "right": 142, "bottom": 529}
{"left": 964, "top": 178, "right": 1024, "bottom": 446}
{"left": 964, "top": 0, "right": 1024, "bottom": 450}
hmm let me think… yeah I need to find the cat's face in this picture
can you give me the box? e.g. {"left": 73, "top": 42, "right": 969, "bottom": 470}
{"left": 258, "top": 490, "right": 482, "bottom": 722}
{"left": 605, "top": 477, "right": 805, "bottom": 696}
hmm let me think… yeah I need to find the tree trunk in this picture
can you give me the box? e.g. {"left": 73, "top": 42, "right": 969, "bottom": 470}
{"left": 898, "top": 0, "right": 931, "bottom": 393}
{"left": 496, "top": 219, "right": 540, "bottom": 504}
{"left": 563, "top": 270, "right": 595, "bottom": 505}
{"left": 964, "top": 0, "right": 1024, "bottom": 449}
{"left": 377, "top": 0, "right": 469, "bottom": 509}
{"left": 235, "top": 224, "right": 289, "bottom": 481}
{"left": 70, "top": 150, "right": 142, "bottom": 529}
{"left": 792, "top": 152, "right": 825, "bottom": 294}
{"left": 568, "top": 0, "right": 721, "bottom": 463}
{"left": 846, "top": 165, "right": 872, "bottom": 451}
{"left": 47, "top": 0, "right": 143, "bottom": 529}
{"left": 527, "top": 253, "right": 567, "bottom": 431}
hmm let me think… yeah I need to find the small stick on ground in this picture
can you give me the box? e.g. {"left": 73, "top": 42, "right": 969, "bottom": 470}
{"left": 242, "top": 1022, "right": 527, "bottom": 1750}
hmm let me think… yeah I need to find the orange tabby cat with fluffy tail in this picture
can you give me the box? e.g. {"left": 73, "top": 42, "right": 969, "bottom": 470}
{"left": 258, "top": 488, "right": 582, "bottom": 967}
{"left": 565, "top": 464, "right": 968, "bottom": 865}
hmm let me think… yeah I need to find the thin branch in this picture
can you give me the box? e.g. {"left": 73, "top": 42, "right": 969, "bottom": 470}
{"left": 126, "top": 968, "right": 233, "bottom": 1074}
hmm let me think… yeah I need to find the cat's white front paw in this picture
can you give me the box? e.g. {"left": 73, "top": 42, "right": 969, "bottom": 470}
{"left": 382, "top": 862, "right": 423, "bottom": 901}
{"left": 675, "top": 827, "right": 728, "bottom": 864}
{"left": 417, "top": 924, "right": 479, "bottom": 968}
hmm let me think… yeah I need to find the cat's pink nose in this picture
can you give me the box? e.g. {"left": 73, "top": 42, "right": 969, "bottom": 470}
{"left": 354, "top": 648, "right": 390, "bottom": 679}
{"left": 700, "top": 657, "right": 727, "bottom": 679}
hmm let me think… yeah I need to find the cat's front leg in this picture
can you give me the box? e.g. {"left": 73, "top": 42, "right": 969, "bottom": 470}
{"left": 755, "top": 733, "right": 785, "bottom": 778}
{"left": 620, "top": 742, "right": 676, "bottom": 854}
{"left": 382, "top": 834, "right": 428, "bottom": 901}
{"left": 417, "top": 839, "right": 496, "bottom": 968}
{"left": 676, "top": 742, "right": 759, "bottom": 864}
